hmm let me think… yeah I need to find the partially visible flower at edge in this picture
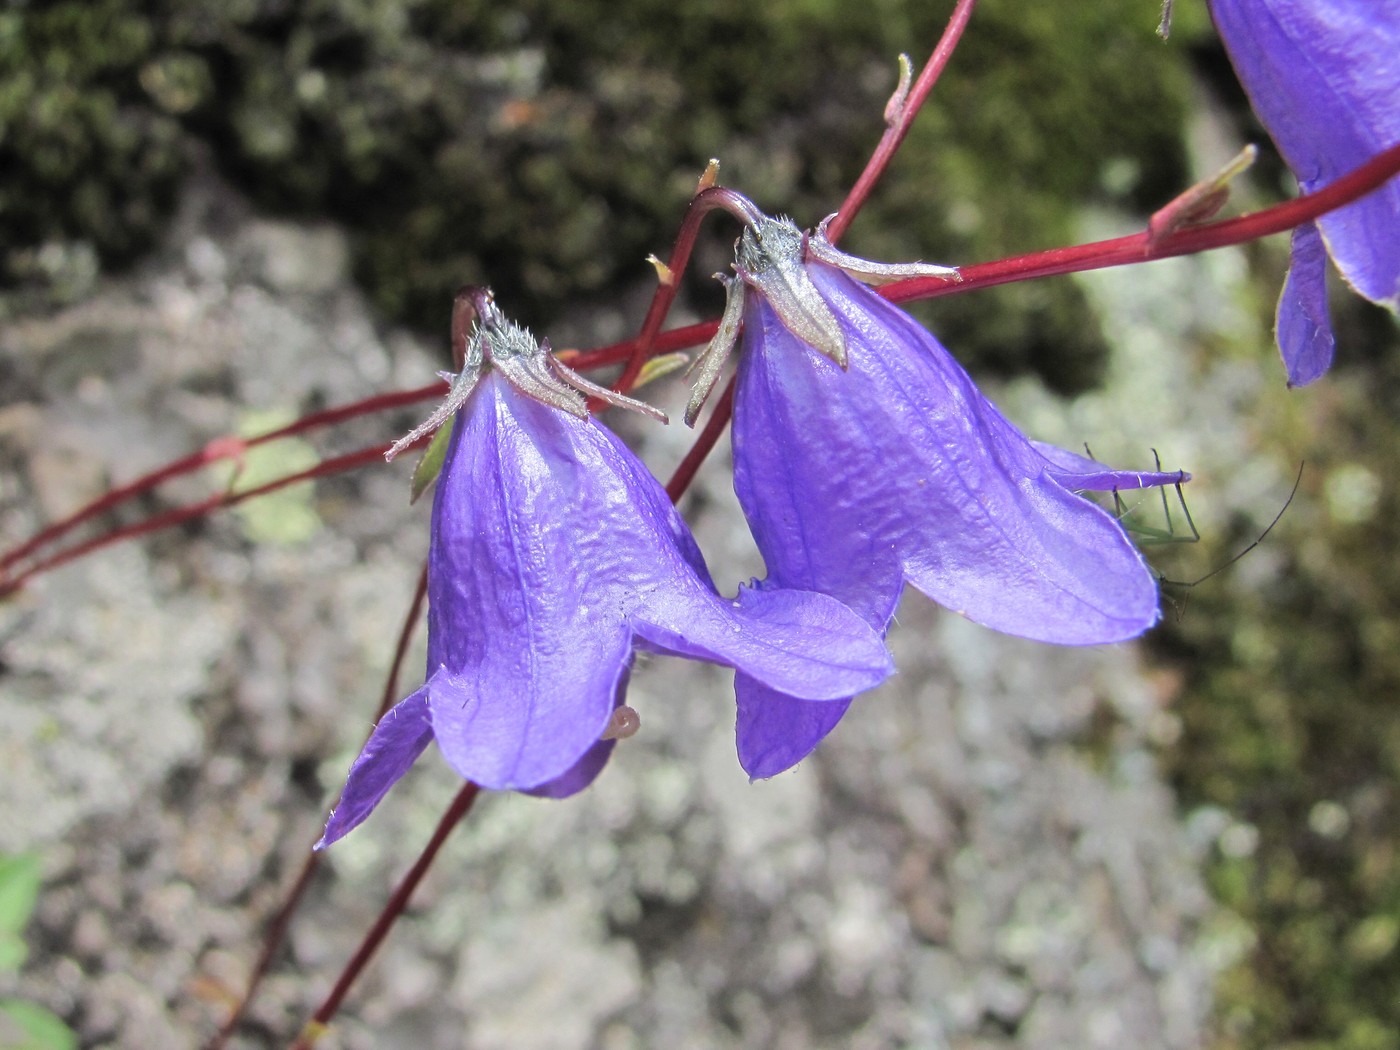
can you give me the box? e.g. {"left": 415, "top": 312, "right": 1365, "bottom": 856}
{"left": 1209, "top": 0, "right": 1400, "bottom": 385}
{"left": 317, "top": 290, "right": 894, "bottom": 847}
{"left": 689, "top": 210, "right": 1189, "bottom": 778}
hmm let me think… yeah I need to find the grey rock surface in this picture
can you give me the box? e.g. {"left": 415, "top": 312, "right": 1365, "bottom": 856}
{"left": 1, "top": 175, "right": 1225, "bottom": 1049}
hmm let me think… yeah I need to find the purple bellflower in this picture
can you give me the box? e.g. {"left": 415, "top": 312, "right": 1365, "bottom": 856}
{"left": 318, "top": 290, "right": 894, "bottom": 847}
{"left": 1208, "top": 0, "right": 1400, "bottom": 385}
{"left": 688, "top": 209, "right": 1188, "bottom": 778}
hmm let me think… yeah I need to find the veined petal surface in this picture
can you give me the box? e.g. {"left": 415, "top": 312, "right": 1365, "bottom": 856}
{"left": 1276, "top": 221, "right": 1337, "bottom": 387}
{"left": 734, "top": 263, "right": 1162, "bottom": 649}
{"left": 420, "top": 376, "right": 657, "bottom": 790}
{"left": 317, "top": 687, "right": 434, "bottom": 848}
{"left": 323, "top": 363, "right": 896, "bottom": 836}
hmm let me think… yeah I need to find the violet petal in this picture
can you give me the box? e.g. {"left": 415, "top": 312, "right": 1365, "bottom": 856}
{"left": 316, "top": 687, "right": 434, "bottom": 849}
{"left": 735, "top": 676, "right": 852, "bottom": 779}
{"left": 734, "top": 263, "right": 1163, "bottom": 647}
{"left": 1211, "top": 0, "right": 1400, "bottom": 313}
{"left": 1276, "top": 220, "right": 1337, "bottom": 387}
{"left": 420, "top": 377, "right": 662, "bottom": 789}
{"left": 631, "top": 581, "right": 894, "bottom": 701}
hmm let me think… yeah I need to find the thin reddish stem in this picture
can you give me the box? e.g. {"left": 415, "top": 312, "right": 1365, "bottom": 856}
{"left": 1, "top": 382, "right": 443, "bottom": 575}
{"left": 12, "top": 137, "right": 1398, "bottom": 599}
{"left": 666, "top": 377, "right": 735, "bottom": 504}
{"left": 562, "top": 319, "right": 718, "bottom": 373}
{"left": 289, "top": 782, "right": 481, "bottom": 1050}
{"left": 610, "top": 206, "right": 713, "bottom": 396}
{"left": 206, "top": 563, "right": 430, "bottom": 1050}
{"left": 3, "top": 322, "right": 714, "bottom": 585}
{"left": 611, "top": 188, "right": 761, "bottom": 396}
{"left": 886, "top": 139, "right": 1400, "bottom": 304}
{"left": 2, "top": 446, "right": 215, "bottom": 573}
{"left": 262, "top": 383, "right": 447, "bottom": 444}
{"left": 1, "top": 444, "right": 391, "bottom": 597}
{"left": 824, "top": 0, "right": 978, "bottom": 245}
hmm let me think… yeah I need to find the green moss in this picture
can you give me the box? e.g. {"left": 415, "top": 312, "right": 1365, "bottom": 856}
{"left": 224, "top": 409, "right": 324, "bottom": 547}
{"left": 3, "top": 0, "right": 1189, "bottom": 392}
{"left": 0, "top": 1, "right": 184, "bottom": 305}
{"left": 1155, "top": 300, "right": 1400, "bottom": 1050}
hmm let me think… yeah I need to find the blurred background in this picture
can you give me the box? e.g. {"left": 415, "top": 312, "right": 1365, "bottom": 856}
{"left": 1, "top": 1, "right": 1398, "bottom": 1047}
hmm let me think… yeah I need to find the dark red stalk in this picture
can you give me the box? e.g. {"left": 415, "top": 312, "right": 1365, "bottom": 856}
{"left": 206, "top": 564, "right": 430, "bottom": 1050}
{"left": 610, "top": 188, "right": 764, "bottom": 396}
{"left": 0, "top": 328, "right": 720, "bottom": 586}
{"left": 824, "top": 0, "right": 979, "bottom": 245}
{"left": 885, "top": 139, "right": 1400, "bottom": 304}
{"left": 0, "top": 382, "right": 444, "bottom": 576}
{"left": 2, "top": 447, "right": 213, "bottom": 572}
{"left": 666, "top": 377, "right": 735, "bottom": 503}
{"left": 561, "top": 319, "right": 718, "bottom": 373}
{"left": 289, "top": 783, "right": 481, "bottom": 1050}
{"left": 0, "top": 444, "right": 392, "bottom": 598}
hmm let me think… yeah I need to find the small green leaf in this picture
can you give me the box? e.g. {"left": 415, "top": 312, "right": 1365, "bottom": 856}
{"left": 0, "top": 934, "right": 26, "bottom": 973}
{"left": 221, "top": 409, "right": 323, "bottom": 546}
{"left": 0, "top": 998, "right": 78, "bottom": 1050}
{"left": 409, "top": 422, "right": 453, "bottom": 505}
{"left": 634, "top": 351, "right": 690, "bottom": 390}
{"left": 0, "top": 855, "right": 42, "bottom": 938}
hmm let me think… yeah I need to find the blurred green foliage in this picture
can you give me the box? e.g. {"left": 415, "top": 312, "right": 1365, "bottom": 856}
{"left": 0, "top": 1, "right": 183, "bottom": 304}
{"left": 0, "top": 854, "right": 77, "bottom": 1050}
{"left": 1155, "top": 292, "right": 1400, "bottom": 1050}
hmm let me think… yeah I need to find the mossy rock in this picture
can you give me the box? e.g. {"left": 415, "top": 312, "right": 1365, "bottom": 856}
{"left": 4, "top": 0, "right": 1192, "bottom": 393}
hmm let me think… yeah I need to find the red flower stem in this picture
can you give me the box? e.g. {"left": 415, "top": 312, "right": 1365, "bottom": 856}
{"left": 610, "top": 189, "right": 762, "bottom": 396}
{"left": 11, "top": 142, "right": 1397, "bottom": 595}
{"left": 0, "top": 444, "right": 391, "bottom": 598}
{"left": 666, "top": 376, "right": 735, "bottom": 504}
{"left": 1, "top": 328, "right": 711, "bottom": 583}
{"left": 289, "top": 782, "right": 482, "bottom": 1050}
{"left": 562, "top": 319, "right": 718, "bottom": 373}
{"left": 0, "top": 382, "right": 444, "bottom": 574}
{"left": 264, "top": 383, "right": 448, "bottom": 442}
{"left": 824, "top": 0, "right": 978, "bottom": 246}
{"left": 206, "top": 563, "right": 430, "bottom": 1050}
{"left": 1, "top": 447, "right": 212, "bottom": 572}
{"left": 886, "top": 139, "right": 1400, "bottom": 304}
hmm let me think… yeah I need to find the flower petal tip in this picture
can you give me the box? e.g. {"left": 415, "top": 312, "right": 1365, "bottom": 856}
{"left": 1277, "top": 222, "right": 1336, "bottom": 387}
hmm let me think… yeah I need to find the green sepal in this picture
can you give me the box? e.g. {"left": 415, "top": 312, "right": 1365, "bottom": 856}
{"left": 410, "top": 421, "right": 454, "bottom": 505}
{"left": 634, "top": 351, "right": 690, "bottom": 390}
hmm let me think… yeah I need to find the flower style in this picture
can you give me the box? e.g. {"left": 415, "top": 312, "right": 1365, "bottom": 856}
{"left": 318, "top": 290, "right": 894, "bottom": 847}
{"left": 1208, "top": 0, "right": 1400, "bottom": 385}
{"left": 689, "top": 211, "right": 1188, "bottom": 777}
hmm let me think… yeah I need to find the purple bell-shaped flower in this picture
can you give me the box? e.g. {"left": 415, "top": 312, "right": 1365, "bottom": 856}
{"left": 319, "top": 290, "right": 893, "bottom": 846}
{"left": 688, "top": 209, "right": 1188, "bottom": 777}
